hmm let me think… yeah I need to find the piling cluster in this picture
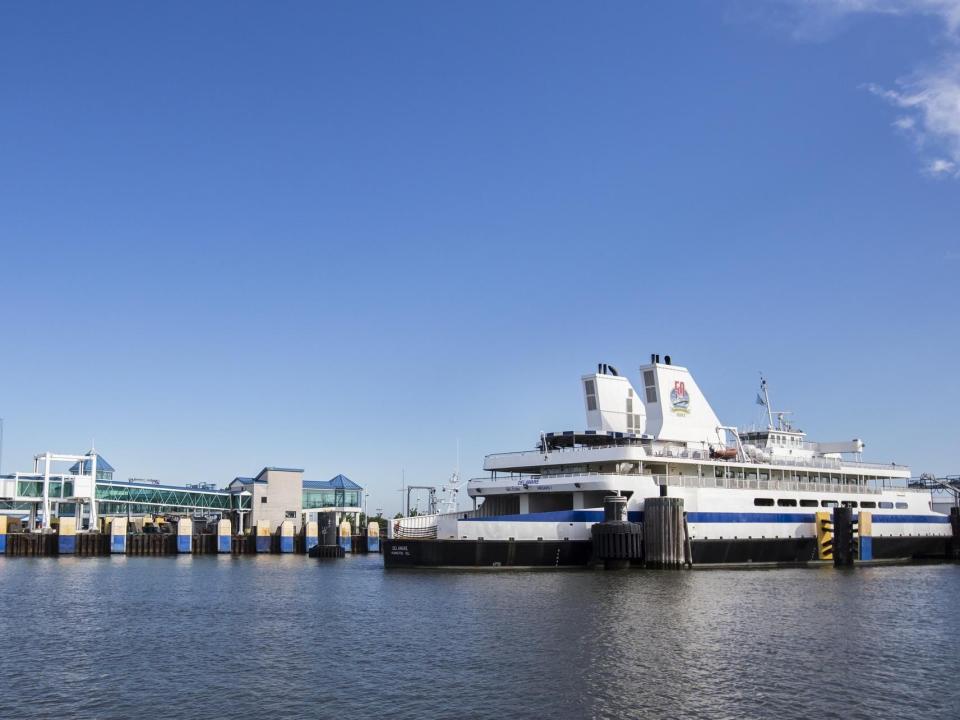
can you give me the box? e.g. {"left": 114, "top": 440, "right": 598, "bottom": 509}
{"left": 0, "top": 515, "right": 383, "bottom": 558}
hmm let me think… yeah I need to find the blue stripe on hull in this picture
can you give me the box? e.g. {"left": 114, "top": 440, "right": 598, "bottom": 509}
{"left": 871, "top": 515, "right": 949, "bottom": 524}
{"left": 255, "top": 537, "right": 271, "bottom": 553}
{"left": 279, "top": 537, "right": 294, "bottom": 553}
{"left": 367, "top": 537, "right": 380, "bottom": 552}
{"left": 177, "top": 536, "right": 192, "bottom": 553}
{"left": 0, "top": 535, "right": 5, "bottom": 554}
{"left": 218, "top": 536, "right": 231, "bottom": 553}
{"left": 111, "top": 537, "right": 126, "bottom": 554}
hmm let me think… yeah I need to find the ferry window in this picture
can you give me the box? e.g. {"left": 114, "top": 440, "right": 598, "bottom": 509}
{"left": 753, "top": 498, "right": 774, "bottom": 506}
{"left": 643, "top": 370, "right": 657, "bottom": 403}
{"left": 777, "top": 499, "right": 797, "bottom": 507}
{"left": 841, "top": 500, "right": 857, "bottom": 508}
{"left": 585, "top": 380, "right": 597, "bottom": 411}
{"left": 860, "top": 501, "right": 876, "bottom": 509}
{"left": 821, "top": 500, "right": 838, "bottom": 508}
{"left": 261, "top": 496, "right": 268, "bottom": 504}
{"left": 895, "top": 502, "right": 908, "bottom": 509}
{"left": 626, "top": 397, "right": 633, "bottom": 413}
{"left": 878, "top": 501, "right": 894, "bottom": 509}
{"left": 800, "top": 499, "right": 818, "bottom": 507}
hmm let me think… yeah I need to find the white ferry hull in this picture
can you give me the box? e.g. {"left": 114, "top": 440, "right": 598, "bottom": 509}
{"left": 385, "top": 482, "right": 956, "bottom": 568}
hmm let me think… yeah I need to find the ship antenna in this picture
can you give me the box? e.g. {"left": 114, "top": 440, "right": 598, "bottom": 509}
{"left": 760, "top": 374, "right": 774, "bottom": 429}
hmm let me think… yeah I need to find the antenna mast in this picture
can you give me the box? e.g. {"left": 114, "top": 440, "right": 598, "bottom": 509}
{"left": 760, "top": 375, "right": 774, "bottom": 429}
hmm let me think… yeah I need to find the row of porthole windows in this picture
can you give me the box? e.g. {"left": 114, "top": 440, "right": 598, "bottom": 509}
{"left": 753, "top": 498, "right": 908, "bottom": 510}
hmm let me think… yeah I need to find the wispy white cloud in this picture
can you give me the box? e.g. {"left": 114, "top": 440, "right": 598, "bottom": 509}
{"left": 866, "top": 56, "right": 960, "bottom": 176}
{"left": 797, "top": 1, "right": 960, "bottom": 30}
{"left": 927, "top": 157, "right": 958, "bottom": 173}
{"left": 781, "top": 1, "right": 960, "bottom": 176}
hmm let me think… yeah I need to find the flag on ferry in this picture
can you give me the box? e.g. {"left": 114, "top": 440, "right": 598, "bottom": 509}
{"left": 756, "top": 393, "right": 766, "bottom": 406}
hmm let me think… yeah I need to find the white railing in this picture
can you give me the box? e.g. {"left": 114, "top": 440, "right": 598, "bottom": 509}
{"left": 467, "top": 472, "right": 927, "bottom": 496}
{"left": 468, "top": 472, "right": 630, "bottom": 488}
{"left": 485, "top": 443, "right": 903, "bottom": 472}
{"left": 388, "top": 508, "right": 484, "bottom": 539}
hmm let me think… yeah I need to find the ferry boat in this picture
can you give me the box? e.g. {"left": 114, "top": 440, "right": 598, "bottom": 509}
{"left": 384, "top": 356, "right": 955, "bottom": 568}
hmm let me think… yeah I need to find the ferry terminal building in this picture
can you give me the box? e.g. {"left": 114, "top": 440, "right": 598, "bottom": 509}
{"left": 0, "top": 450, "right": 364, "bottom": 534}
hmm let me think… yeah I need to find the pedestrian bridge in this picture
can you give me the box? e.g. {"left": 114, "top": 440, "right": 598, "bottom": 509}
{"left": 95, "top": 480, "right": 251, "bottom": 514}
{"left": 1, "top": 475, "right": 251, "bottom": 516}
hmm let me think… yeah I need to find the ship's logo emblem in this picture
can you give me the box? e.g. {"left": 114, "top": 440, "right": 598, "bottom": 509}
{"left": 670, "top": 381, "right": 690, "bottom": 415}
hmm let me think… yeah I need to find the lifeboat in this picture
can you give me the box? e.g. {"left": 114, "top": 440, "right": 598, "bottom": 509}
{"left": 709, "top": 447, "right": 738, "bottom": 460}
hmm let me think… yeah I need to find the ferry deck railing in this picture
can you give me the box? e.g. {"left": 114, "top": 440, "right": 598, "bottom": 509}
{"left": 388, "top": 508, "right": 483, "bottom": 538}
{"left": 468, "top": 472, "right": 928, "bottom": 496}
{"left": 484, "top": 444, "right": 905, "bottom": 472}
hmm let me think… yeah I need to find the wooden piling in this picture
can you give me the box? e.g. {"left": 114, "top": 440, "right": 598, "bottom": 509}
{"left": 643, "top": 497, "right": 686, "bottom": 569}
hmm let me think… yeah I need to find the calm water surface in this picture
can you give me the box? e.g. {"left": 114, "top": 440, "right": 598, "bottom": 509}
{"left": 1, "top": 555, "right": 958, "bottom": 719}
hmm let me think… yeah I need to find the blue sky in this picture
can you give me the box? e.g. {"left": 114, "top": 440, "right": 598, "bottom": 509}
{"left": 1, "top": 1, "right": 958, "bottom": 513}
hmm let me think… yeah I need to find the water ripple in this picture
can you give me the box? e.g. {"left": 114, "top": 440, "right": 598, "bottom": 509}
{"left": 1, "top": 557, "right": 958, "bottom": 719}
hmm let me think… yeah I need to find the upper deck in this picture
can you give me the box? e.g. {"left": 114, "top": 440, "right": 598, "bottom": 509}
{"left": 484, "top": 441, "right": 909, "bottom": 478}
{"left": 480, "top": 356, "right": 912, "bottom": 484}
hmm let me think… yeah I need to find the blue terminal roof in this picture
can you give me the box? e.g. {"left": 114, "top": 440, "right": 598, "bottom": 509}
{"left": 303, "top": 474, "right": 362, "bottom": 491}
{"left": 228, "top": 477, "right": 265, "bottom": 492}
{"left": 68, "top": 451, "right": 115, "bottom": 475}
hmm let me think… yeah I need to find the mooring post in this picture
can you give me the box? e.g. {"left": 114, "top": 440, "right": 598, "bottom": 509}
{"left": 217, "top": 519, "right": 232, "bottom": 553}
{"left": 302, "top": 520, "right": 318, "bottom": 554}
{"left": 110, "top": 517, "right": 127, "bottom": 555}
{"left": 177, "top": 517, "right": 193, "bottom": 554}
{"left": 57, "top": 517, "right": 76, "bottom": 555}
{"left": 279, "top": 520, "right": 294, "bottom": 553}
{"left": 367, "top": 521, "right": 380, "bottom": 553}
{"left": 255, "top": 520, "right": 271, "bottom": 553}
{"left": 832, "top": 506, "right": 854, "bottom": 567}
{"left": 591, "top": 495, "right": 642, "bottom": 570}
{"left": 339, "top": 520, "right": 352, "bottom": 553}
{"left": 642, "top": 497, "right": 685, "bottom": 569}
{"left": 858, "top": 511, "right": 873, "bottom": 561}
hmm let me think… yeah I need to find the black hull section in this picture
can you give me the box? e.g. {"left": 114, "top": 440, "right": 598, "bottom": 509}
{"left": 383, "top": 536, "right": 954, "bottom": 568}
{"left": 384, "top": 539, "right": 594, "bottom": 568}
